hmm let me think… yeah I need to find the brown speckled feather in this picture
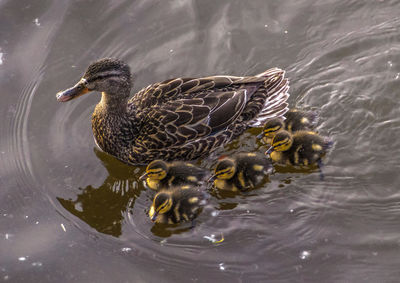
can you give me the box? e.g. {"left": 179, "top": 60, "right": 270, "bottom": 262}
{"left": 57, "top": 59, "right": 290, "bottom": 165}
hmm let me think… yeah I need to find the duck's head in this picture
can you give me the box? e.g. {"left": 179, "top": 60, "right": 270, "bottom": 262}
{"left": 257, "top": 118, "right": 285, "bottom": 141}
{"left": 211, "top": 158, "right": 236, "bottom": 181}
{"left": 149, "top": 192, "right": 173, "bottom": 222}
{"left": 140, "top": 160, "right": 169, "bottom": 181}
{"left": 56, "top": 58, "right": 132, "bottom": 102}
{"left": 265, "top": 130, "right": 293, "bottom": 154}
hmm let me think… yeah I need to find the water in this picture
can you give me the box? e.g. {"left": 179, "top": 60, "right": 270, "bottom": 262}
{"left": 1, "top": 0, "right": 400, "bottom": 282}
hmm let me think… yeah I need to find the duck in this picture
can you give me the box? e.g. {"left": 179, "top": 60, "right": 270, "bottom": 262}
{"left": 210, "top": 152, "right": 273, "bottom": 191}
{"left": 258, "top": 108, "right": 318, "bottom": 144}
{"left": 149, "top": 185, "right": 208, "bottom": 224}
{"left": 139, "top": 159, "right": 209, "bottom": 191}
{"left": 265, "top": 130, "right": 333, "bottom": 174}
{"left": 56, "top": 58, "right": 290, "bottom": 165}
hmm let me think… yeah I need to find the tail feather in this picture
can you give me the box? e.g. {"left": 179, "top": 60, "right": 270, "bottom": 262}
{"left": 249, "top": 68, "right": 290, "bottom": 127}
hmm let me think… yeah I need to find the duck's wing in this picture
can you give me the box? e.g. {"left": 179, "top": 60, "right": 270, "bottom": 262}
{"left": 130, "top": 75, "right": 267, "bottom": 109}
{"left": 135, "top": 88, "right": 249, "bottom": 149}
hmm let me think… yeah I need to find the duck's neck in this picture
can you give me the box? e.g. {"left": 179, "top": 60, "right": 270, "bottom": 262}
{"left": 99, "top": 91, "right": 129, "bottom": 114}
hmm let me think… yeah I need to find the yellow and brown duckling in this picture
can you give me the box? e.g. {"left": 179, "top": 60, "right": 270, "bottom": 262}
{"left": 258, "top": 109, "right": 318, "bottom": 144}
{"left": 149, "top": 186, "right": 208, "bottom": 224}
{"left": 210, "top": 152, "right": 273, "bottom": 192}
{"left": 265, "top": 130, "right": 333, "bottom": 177}
{"left": 56, "top": 58, "right": 290, "bottom": 165}
{"left": 140, "top": 160, "right": 209, "bottom": 191}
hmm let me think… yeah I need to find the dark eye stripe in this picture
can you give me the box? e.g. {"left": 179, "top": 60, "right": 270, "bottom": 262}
{"left": 216, "top": 168, "right": 233, "bottom": 175}
{"left": 86, "top": 71, "right": 124, "bottom": 83}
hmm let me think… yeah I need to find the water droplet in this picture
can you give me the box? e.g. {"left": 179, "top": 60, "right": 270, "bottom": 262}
{"left": 211, "top": 211, "right": 219, "bottom": 217}
{"left": 395, "top": 73, "right": 399, "bottom": 80}
{"left": 300, "top": 250, "right": 311, "bottom": 260}
{"left": 0, "top": 52, "right": 3, "bottom": 65}
{"left": 372, "top": 251, "right": 378, "bottom": 256}
{"left": 169, "top": 49, "right": 174, "bottom": 53}
{"left": 289, "top": 209, "right": 294, "bottom": 213}
{"left": 33, "top": 18, "right": 40, "bottom": 26}
{"left": 246, "top": 210, "right": 250, "bottom": 213}
{"left": 284, "top": 30, "right": 288, "bottom": 34}
{"left": 18, "top": 257, "right": 27, "bottom": 261}
{"left": 31, "top": 262, "right": 42, "bottom": 267}
{"left": 121, "top": 247, "right": 132, "bottom": 252}
{"left": 219, "top": 263, "right": 225, "bottom": 271}
{"left": 388, "top": 61, "right": 393, "bottom": 67}
{"left": 4, "top": 275, "right": 9, "bottom": 281}
{"left": 35, "top": 221, "right": 39, "bottom": 224}
{"left": 5, "top": 233, "right": 13, "bottom": 240}
{"left": 264, "top": 24, "right": 268, "bottom": 28}
{"left": 24, "top": 215, "right": 29, "bottom": 219}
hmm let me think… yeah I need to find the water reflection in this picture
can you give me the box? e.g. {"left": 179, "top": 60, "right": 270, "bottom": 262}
{"left": 57, "top": 148, "right": 144, "bottom": 237}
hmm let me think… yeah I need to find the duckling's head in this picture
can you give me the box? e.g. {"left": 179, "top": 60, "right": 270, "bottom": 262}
{"left": 142, "top": 160, "right": 169, "bottom": 181}
{"left": 266, "top": 130, "right": 293, "bottom": 153}
{"left": 149, "top": 192, "right": 173, "bottom": 222}
{"left": 213, "top": 159, "right": 236, "bottom": 180}
{"left": 56, "top": 58, "right": 132, "bottom": 102}
{"left": 262, "top": 118, "right": 285, "bottom": 138}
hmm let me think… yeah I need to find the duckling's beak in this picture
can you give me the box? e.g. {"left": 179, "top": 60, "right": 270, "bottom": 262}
{"left": 265, "top": 146, "right": 274, "bottom": 155}
{"left": 139, "top": 172, "right": 148, "bottom": 181}
{"left": 149, "top": 206, "right": 158, "bottom": 222}
{"left": 56, "top": 78, "right": 90, "bottom": 102}
{"left": 208, "top": 174, "right": 217, "bottom": 182}
{"left": 256, "top": 132, "right": 264, "bottom": 139}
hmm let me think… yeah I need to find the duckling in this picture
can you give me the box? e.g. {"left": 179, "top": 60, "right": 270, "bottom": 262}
{"left": 149, "top": 186, "right": 208, "bottom": 224}
{"left": 285, "top": 109, "right": 318, "bottom": 132}
{"left": 258, "top": 109, "right": 318, "bottom": 144}
{"left": 140, "top": 160, "right": 209, "bottom": 190}
{"left": 211, "top": 152, "right": 273, "bottom": 191}
{"left": 265, "top": 130, "right": 333, "bottom": 177}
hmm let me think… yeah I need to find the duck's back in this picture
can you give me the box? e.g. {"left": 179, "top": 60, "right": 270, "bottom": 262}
{"left": 124, "top": 70, "right": 289, "bottom": 164}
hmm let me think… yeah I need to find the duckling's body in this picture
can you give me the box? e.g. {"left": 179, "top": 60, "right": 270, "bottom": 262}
{"left": 57, "top": 58, "right": 290, "bottom": 165}
{"left": 213, "top": 152, "right": 272, "bottom": 192}
{"left": 149, "top": 186, "right": 208, "bottom": 224}
{"left": 260, "top": 109, "right": 318, "bottom": 144}
{"left": 141, "top": 160, "right": 209, "bottom": 190}
{"left": 268, "top": 130, "right": 332, "bottom": 166}
{"left": 284, "top": 109, "right": 318, "bottom": 132}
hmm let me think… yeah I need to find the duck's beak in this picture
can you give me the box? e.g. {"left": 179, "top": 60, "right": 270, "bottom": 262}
{"left": 265, "top": 146, "right": 274, "bottom": 155}
{"left": 56, "top": 78, "right": 90, "bottom": 102}
{"left": 149, "top": 205, "right": 158, "bottom": 222}
{"left": 139, "top": 172, "right": 148, "bottom": 181}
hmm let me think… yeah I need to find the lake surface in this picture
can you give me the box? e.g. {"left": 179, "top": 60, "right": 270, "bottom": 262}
{"left": 1, "top": 0, "right": 400, "bottom": 282}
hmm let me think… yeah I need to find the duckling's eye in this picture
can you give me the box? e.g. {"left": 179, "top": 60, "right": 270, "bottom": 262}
{"left": 273, "top": 137, "right": 290, "bottom": 148}
{"left": 216, "top": 167, "right": 233, "bottom": 176}
{"left": 147, "top": 168, "right": 164, "bottom": 175}
{"left": 264, "top": 125, "right": 281, "bottom": 133}
{"left": 156, "top": 199, "right": 170, "bottom": 212}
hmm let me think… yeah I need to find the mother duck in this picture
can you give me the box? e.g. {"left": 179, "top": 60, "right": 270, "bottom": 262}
{"left": 56, "top": 58, "right": 289, "bottom": 165}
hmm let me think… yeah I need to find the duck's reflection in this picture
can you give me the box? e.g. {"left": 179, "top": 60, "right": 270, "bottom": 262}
{"left": 57, "top": 148, "right": 145, "bottom": 237}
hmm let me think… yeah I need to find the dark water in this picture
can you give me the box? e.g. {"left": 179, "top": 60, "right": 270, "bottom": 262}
{"left": 1, "top": 0, "right": 400, "bottom": 282}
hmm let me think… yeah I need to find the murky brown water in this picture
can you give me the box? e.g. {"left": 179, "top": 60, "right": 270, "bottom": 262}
{"left": 1, "top": 0, "right": 400, "bottom": 282}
